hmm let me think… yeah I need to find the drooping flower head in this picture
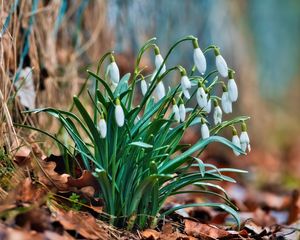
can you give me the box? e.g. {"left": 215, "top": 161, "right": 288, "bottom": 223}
{"left": 214, "top": 47, "right": 228, "bottom": 78}
{"left": 108, "top": 54, "right": 120, "bottom": 86}
{"left": 180, "top": 68, "right": 191, "bottom": 99}
{"left": 231, "top": 127, "right": 241, "bottom": 156}
{"left": 196, "top": 80, "right": 208, "bottom": 108}
{"left": 213, "top": 99, "right": 222, "bottom": 125}
{"left": 154, "top": 46, "right": 166, "bottom": 75}
{"left": 178, "top": 97, "right": 186, "bottom": 122}
{"left": 155, "top": 79, "right": 166, "bottom": 101}
{"left": 200, "top": 117, "right": 210, "bottom": 139}
{"left": 98, "top": 113, "right": 107, "bottom": 139}
{"left": 115, "top": 98, "right": 125, "bottom": 127}
{"left": 227, "top": 69, "right": 238, "bottom": 102}
{"left": 140, "top": 77, "right": 148, "bottom": 96}
{"left": 240, "top": 122, "right": 251, "bottom": 152}
{"left": 172, "top": 98, "right": 180, "bottom": 123}
{"left": 221, "top": 84, "right": 232, "bottom": 114}
{"left": 193, "top": 39, "right": 206, "bottom": 75}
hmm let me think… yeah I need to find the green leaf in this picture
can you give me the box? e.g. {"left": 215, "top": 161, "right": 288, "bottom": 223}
{"left": 129, "top": 141, "right": 153, "bottom": 149}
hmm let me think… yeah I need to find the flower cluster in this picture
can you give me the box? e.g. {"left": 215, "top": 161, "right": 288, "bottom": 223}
{"left": 102, "top": 38, "right": 250, "bottom": 156}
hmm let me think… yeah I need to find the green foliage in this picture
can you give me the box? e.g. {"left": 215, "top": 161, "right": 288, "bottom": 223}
{"left": 23, "top": 35, "right": 249, "bottom": 230}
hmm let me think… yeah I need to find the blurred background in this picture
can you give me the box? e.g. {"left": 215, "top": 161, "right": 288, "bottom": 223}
{"left": 1, "top": 0, "right": 300, "bottom": 190}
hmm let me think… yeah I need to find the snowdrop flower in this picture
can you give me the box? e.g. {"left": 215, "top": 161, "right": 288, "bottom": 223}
{"left": 178, "top": 98, "right": 186, "bottom": 122}
{"left": 221, "top": 85, "right": 232, "bottom": 114}
{"left": 115, "top": 98, "right": 125, "bottom": 127}
{"left": 172, "top": 98, "right": 180, "bottom": 123}
{"left": 214, "top": 48, "right": 228, "bottom": 78}
{"left": 180, "top": 69, "right": 191, "bottom": 99}
{"left": 227, "top": 70, "right": 238, "bottom": 102}
{"left": 154, "top": 46, "right": 166, "bottom": 75}
{"left": 203, "top": 97, "right": 212, "bottom": 113}
{"left": 193, "top": 39, "right": 206, "bottom": 75}
{"left": 108, "top": 55, "right": 120, "bottom": 85}
{"left": 196, "top": 81, "right": 207, "bottom": 108}
{"left": 98, "top": 116, "right": 107, "bottom": 138}
{"left": 240, "top": 122, "right": 251, "bottom": 152}
{"left": 213, "top": 99, "right": 222, "bottom": 125}
{"left": 140, "top": 78, "right": 148, "bottom": 96}
{"left": 155, "top": 80, "right": 166, "bottom": 101}
{"left": 200, "top": 118, "right": 210, "bottom": 139}
{"left": 232, "top": 127, "right": 241, "bottom": 156}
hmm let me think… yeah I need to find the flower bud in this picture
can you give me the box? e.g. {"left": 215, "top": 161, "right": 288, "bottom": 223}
{"left": 231, "top": 127, "right": 241, "bottom": 156}
{"left": 108, "top": 55, "right": 120, "bottom": 85}
{"left": 178, "top": 98, "right": 186, "bottom": 122}
{"left": 200, "top": 118, "right": 210, "bottom": 139}
{"left": 98, "top": 117, "right": 107, "bottom": 138}
{"left": 213, "top": 100, "right": 222, "bottom": 125}
{"left": 193, "top": 39, "right": 206, "bottom": 75}
{"left": 180, "top": 69, "right": 191, "bottom": 99}
{"left": 115, "top": 98, "right": 125, "bottom": 127}
{"left": 154, "top": 46, "right": 166, "bottom": 75}
{"left": 141, "top": 79, "right": 148, "bottom": 96}
{"left": 196, "top": 82, "right": 207, "bottom": 108}
{"left": 172, "top": 99, "right": 180, "bottom": 123}
{"left": 221, "top": 85, "right": 232, "bottom": 114}
{"left": 240, "top": 122, "right": 250, "bottom": 152}
{"left": 214, "top": 48, "right": 228, "bottom": 78}
{"left": 227, "top": 70, "right": 238, "bottom": 102}
{"left": 155, "top": 80, "right": 166, "bottom": 101}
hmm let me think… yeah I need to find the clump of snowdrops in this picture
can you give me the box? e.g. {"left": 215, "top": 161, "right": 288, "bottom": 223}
{"left": 28, "top": 35, "right": 250, "bottom": 230}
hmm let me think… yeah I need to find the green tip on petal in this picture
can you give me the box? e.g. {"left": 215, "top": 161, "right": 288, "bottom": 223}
{"left": 228, "top": 69, "right": 235, "bottom": 79}
{"left": 214, "top": 47, "right": 220, "bottom": 56}
{"left": 154, "top": 45, "right": 160, "bottom": 55}
{"left": 241, "top": 121, "right": 247, "bottom": 131}
{"left": 110, "top": 54, "right": 115, "bottom": 62}
{"left": 115, "top": 98, "right": 121, "bottom": 105}
{"left": 213, "top": 99, "right": 219, "bottom": 107}
{"left": 192, "top": 39, "right": 199, "bottom": 49}
{"left": 232, "top": 126, "right": 238, "bottom": 136}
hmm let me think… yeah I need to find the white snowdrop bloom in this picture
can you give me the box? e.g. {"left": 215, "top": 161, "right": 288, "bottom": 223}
{"left": 221, "top": 86, "right": 232, "bottom": 113}
{"left": 181, "top": 75, "right": 191, "bottom": 91}
{"left": 240, "top": 122, "right": 251, "bottom": 152}
{"left": 232, "top": 134, "right": 241, "bottom": 156}
{"left": 203, "top": 98, "right": 212, "bottom": 113}
{"left": 154, "top": 47, "right": 166, "bottom": 75}
{"left": 227, "top": 70, "right": 238, "bottom": 102}
{"left": 179, "top": 100, "right": 186, "bottom": 122}
{"left": 214, "top": 48, "right": 228, "bottom": 78}
{"left": 108, "top": 55, "right": 120, "bottom": 85}
{"left": 141, "top": 79, "right": 148, "bottom": 96}
{"left": 193, "top": 48, "right": 206, "bottom": 75}
{"left": 172, "top": 100, "right": 180, "bottom": 123}
{"left": 183, "top": 89, "right": 191, "bottom": 99}
{"left": 115, "top": 99, "right": 125, "bottom": 127}
{"left": 196, "top": 85, "right": 207, "bottom": 108}
{"left": 213, "top": 100, "right": 222, "bottom": 125}
{"left": 200, "top": 119, "right": 210, "bottom": 139}
{"left": 98, "top": 118, "right": 107, "bottom": 138}
{"left": 155, "top": 80, "right": 166, "bottom": 101}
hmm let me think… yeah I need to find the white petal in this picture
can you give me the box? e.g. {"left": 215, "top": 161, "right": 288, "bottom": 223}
{"left": 155, "top": 54, "right": 166, "bottom": 74}
{"left": 183, "top": 89, "right": 191, "bottom": 99}
{"left": 216, "top": 55, "right": 228, "bottom": 77}
{"left": 213, "top": 106, "right": 222, "bottom": 125}
{"left": 155, "top": 81, "right": 165, "bottom": 101}
{"left": 196, "top": 87, "right": 207, "bottom": 108}
{"left": 179, "top": 104, "right": 186, "bottom": 122}
{"left": 108, "top": 62, "right": 120, "bottom": 84}
{"left": 181, "top": 75, "right": 191, "bottom": 90}
{"left": 232, "top": 135, "right": 241, "bottom": 156}
{"left": 201, "top": 123, "right": 210, "bottom": 139}
{"left": 193, "top": 48, "right": 206, "bottom": 75}
{"left": 141, "top": 79, "right": 148, "bottom": 96}
{"left": 228, "top": 79, "right": 238, "bottom": 102}
{"left": 115, "top": 105, "right": 125, "bottom": 127}
{"left": 240, "top": 131, "right": 250, "bottom": 152}
{"left": 203, "top": 99, "right": 212, "bottom": 113}
{"left": 221, "top": 92, "right": 232, "bottom": 114}
{"left": 98, "top": 119, "right": 107, "bottom": 138}
{"left": 172, "top": 105, "right": 180, "bottom": 122}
